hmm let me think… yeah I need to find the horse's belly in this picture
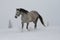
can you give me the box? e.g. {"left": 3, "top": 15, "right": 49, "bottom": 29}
{"left": 22, "top": 19, "right": 32, "bottom": 23}
{"left": 21, "top": 15, "right": 32, "bottom": 23}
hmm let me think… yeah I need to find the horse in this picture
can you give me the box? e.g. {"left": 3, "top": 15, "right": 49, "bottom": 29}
{"left": 15, "top": 8, "right": 45, "bottom": 30}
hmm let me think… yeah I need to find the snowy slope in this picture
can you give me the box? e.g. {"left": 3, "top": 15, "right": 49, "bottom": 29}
{"left": 0, "top": 26, "right": 60, "bottom": 40}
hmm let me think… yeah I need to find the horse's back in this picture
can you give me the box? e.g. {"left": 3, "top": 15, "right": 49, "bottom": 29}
{"left": 28, "top": 11, "right": 39, "bottom": 21}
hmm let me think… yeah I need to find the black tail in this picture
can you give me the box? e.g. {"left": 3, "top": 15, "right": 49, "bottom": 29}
{"left": 38, "top": 14, "right": 45, "bottom": 26}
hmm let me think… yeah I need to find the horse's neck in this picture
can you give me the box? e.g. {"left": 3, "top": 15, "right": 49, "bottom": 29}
{"left": 21, "top": 13, "right": 28, "bottom": 17}
{"left": 22, "top": 13, "right": 28, "bottom": 15}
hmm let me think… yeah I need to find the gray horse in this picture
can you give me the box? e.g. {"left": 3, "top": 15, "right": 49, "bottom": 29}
{"left": 15, "top": 8, "right": 45, "bottom": 30}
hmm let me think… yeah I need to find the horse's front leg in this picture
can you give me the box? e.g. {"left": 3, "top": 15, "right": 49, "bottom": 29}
{"left": 22, "top": 22, "right": 24, "bottom": 29}
{"left": 26, "top": 23, "right": 29, "bottom": 30}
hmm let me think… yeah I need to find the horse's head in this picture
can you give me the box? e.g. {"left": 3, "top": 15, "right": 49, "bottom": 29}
{"left": 15, "top": 8, "right": 21, "bottom": 18}
{"left": 15, "top": 8, "right": 29, "bottom": 18}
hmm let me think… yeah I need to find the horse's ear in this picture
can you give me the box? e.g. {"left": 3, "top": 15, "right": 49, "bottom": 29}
{"left": 16, "top": 8, "right": 20, "bottom": 11}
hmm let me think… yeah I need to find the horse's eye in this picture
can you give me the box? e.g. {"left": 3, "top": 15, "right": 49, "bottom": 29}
{"left": 17, "top": 12, "right": 19, "bottom": 13}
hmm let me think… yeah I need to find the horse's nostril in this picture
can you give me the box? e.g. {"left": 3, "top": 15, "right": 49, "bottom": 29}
{"left": 15, "top": 16, "right": 17, "bottom": 18}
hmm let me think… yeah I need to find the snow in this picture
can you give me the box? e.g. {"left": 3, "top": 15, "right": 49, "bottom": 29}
{"left": 0, "top": 26, "right": 60, "bottom": 40}
{"left": 0, "top": 0, "right": 60, "bottom": 40}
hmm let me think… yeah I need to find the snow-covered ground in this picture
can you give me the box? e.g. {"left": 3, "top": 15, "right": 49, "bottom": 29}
{"left": 0, "top": 26, "right": 60, "bottom": 40}
{"left": 0, "top": 0, "right": 60, "bottom": 40}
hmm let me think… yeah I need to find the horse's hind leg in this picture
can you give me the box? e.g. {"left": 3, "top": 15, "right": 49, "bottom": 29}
{"left": 34, "top": 18, "right": 38, "bottom": 29}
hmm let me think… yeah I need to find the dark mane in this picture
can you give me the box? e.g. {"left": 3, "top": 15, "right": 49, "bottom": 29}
{"left": 20, "top": 8, "right": 29, "bottom": 14}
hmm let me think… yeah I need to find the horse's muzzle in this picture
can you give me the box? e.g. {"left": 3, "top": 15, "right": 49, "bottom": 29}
{"left": 15, "top": 16, "right": 17, "bottom": 18}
